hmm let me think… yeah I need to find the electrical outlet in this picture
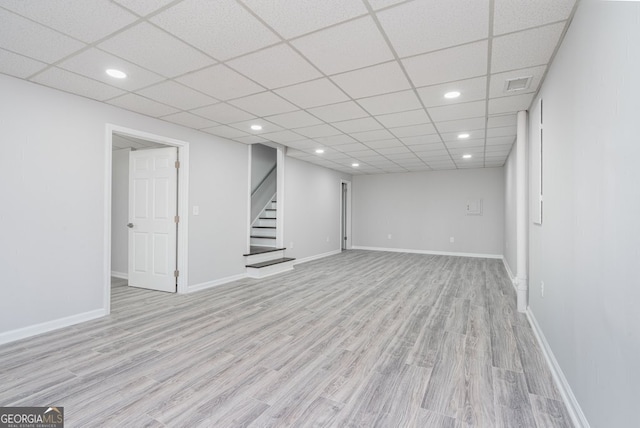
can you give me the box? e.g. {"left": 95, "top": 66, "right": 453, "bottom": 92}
{"left": 450, "top": 237, "right": 454, "bottom": 243}
{"left": 387, "top": 234, "right": 392, "bottom": 239}
{"left": 541, "top": 281, "right": 545, "bottom": 297}
{"left": 192, "top": 205, "right": 199, "bottom": 215}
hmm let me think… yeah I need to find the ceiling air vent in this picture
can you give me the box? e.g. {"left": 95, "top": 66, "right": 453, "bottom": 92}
{"left": 504, "top": 76, "right": 532, "bottom": 93}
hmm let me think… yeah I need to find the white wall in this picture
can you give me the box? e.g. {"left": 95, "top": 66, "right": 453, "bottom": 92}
{"left": 503, "top": 145, "right": 517, "bottom": 274}
{"left": 110, "top": 148, "right": 129, "bottom": 276}
{"left": 0, "top": 74, "right": 249, "bottom": 338}
{"left": 526, "top": 1, "right": 640, "bottom": 426}
{"left": 352, "top": 168, "right": 504, "bottom": 256}
{"left": 283, "top": 157, "right": 351, "bottom": 261}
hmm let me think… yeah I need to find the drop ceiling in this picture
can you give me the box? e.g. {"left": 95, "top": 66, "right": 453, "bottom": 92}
{"left": 0, "top": 0, "right": 577, "bottom": 175}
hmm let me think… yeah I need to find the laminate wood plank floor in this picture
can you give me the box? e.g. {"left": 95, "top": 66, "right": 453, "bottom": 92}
{"left": 0, "top": 251, "right": 572, "bottom": 427}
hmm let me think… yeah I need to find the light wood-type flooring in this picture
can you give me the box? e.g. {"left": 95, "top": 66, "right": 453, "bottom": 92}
{"left": 0, "top": 251, "right": 573, "bottom": 427}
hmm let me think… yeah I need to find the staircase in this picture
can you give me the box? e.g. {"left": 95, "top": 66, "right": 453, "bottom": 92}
{"left": 245, "top": 197, "right": 295, "bottom": 278}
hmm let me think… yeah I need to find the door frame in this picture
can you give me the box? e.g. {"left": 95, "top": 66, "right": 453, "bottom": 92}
{"left": 339, "top": 179, "right": 352, "bottom": 250}
{"left": 103, "top": 124, "right": 190, "bottom": 314}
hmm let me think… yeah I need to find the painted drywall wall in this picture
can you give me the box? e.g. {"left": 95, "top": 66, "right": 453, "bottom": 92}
{"left": 503, "top": 145, "right": 517, "bottom": 275}
{"left": 352, "top": 168, "right": 504, "bottom": 256}
{"left": 283, "top": 157, "right": 351, "bottom": 261}
{"left": 110, "top": 148, "right": 129, "bottom": 276}
{"left": 527, "top": 1, "right": 640, "bottom": 426}
{"left": 0, "top": 74, "right": 248, "bottom": 337}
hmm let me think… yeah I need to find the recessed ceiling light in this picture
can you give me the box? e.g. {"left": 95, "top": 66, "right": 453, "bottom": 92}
{"left": 250, "top": 124, "right": 262, "bottom": 131}
{"left": 315, "top": 149, "right": 325, "bottom": 154}
{"left": 458, "top": 133, "right": 470, "bottom": 139}
{"left": 462, "top": 154, "right": 473, "bottom": 159}
{"left": 444, "top": 91, "right": 461, "bottom": 99}
{"left": 351, "top": 163, "right": 360, "bottom": 167}
{"left": 106, "top": 69, "right": 127, "bottom": 79}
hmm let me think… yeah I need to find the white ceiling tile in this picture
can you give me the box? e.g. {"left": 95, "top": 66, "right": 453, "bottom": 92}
{"left": 348, "top": 129, "right": 395, "bottom": 142}
{"left": 486, "top": 144, "right": 513, "bottom": 153}
{"left": 441, "top": 130, "right": 485, "bottom": 142}
{"left": 314, "top": 134, "right": 357, "bottom": 146}
{"left": 418, "top": 154, "right": 452, "bottom": 161}
{"left": 307, "top": 101, "right": 369, "bottom": 122}
{"left": 1, "top": 0, "right": 137, "bottom": 43}
{"left": 379, "top": 152, "right": 417, "bottom": 161}
{"left": 241, "top": 0, "right": 367, "bottom": 39}
{"left": 364, "top": 139, "right": 404, "bottom": 149}
{"left": 0, "top": 8, "right": 85, "bottom": 63}
{"left": 494, "top": 0, "right": 575, "bottom": 35}
{"left": 260, "top": 130, "right": 304, "bottom": 143}
{"left": 486, "top": 126, "right": 516, "bottom": 138}
{"left": 389, "top": 123, "right": 438, "bottom": 138}
{"left": 332, "top": 117, "right": 382, "bottom": 134}
{"left": 112, "top": 0, "right": 175, "bottom": 16}
{"left": 448, "top": 145, "right": 485, "bottom": 154}
{"left": 137, "top": 80, "right": 217, "bottom": 110}
{"left": 356, "top": 90, "right": 422, "bottom": 116}
{"left": 265, "top": 110, "right": 323, "bottom": 128}
{"left": 403, "top": 40, "right": 487, "bottom": 88}
{"left": 0, "top": 48, "right": 46, "bottom": 78}
{"left": 417, "top": 76, "right": 487, "bottom": 108}
{"left": 291, "top": 16, "right": 394, "bottom": 75}
{"left": 377, "top": 0, "right": 489, "bottom": 57}
{"left": 229, "top": 92, "right": 298, "bottom": 116}
{"left": 491, "top": 23, "right": 565, "bottom": 73}
{"left": 488, "top": 93, "right": 534, "bottom": 115}
{"left": 191, "top": 103, "right": 256, "bottom": 124}
{"left": 161, "top": 112, "right": 219, "bottom": 129}
{"left": 108, "top": 93, "right": 180, "bottom": 117}
{"left": 435, "top": 117, "right": 486, "bottom": 133}
{"left": 275, "top": 78, "right": 348, "bottom": 109}
{"left": 487, "top": 114, "right": 516, "bottom": 128}
{"left": 332, "top": 62, "right": 411, "bottom": 99}
{"left": 99, "top": 22, "right": 214, "bottom": 78}
{"left": 235, "top": 135, "right": 268, "bottom": 144}
{"left": 151, "top": 0, "right": 279, "bottom": 60}
{"left": 31, "top": 67, "right": 126, "bottom": 101}
{"left": 376, "top": 146, "right": 412, "bottom": 155}
{"left": 401, "top": 135, "right": 443, "bottom": 146}
{"left": 489, "top": 65, "right": 546, "bottom": 99}
{"left": 177, "top": 64, "right": 264, "bottom": 100}
{"left": 413, "top": 144, "right": 448, "bottom": 154}
{"left": 375, "top": 109, "right": 430, "bottom": 128}
{"left": 368, "top": 0, "right": 407, "bottom": 10}
{"left": 446, "top": 139, "right": 485, "bottom": 150}
{"left": 228, "top": 119, "right": 284, "bottom": 135}
{"left": 335, "top": 143, "right": 371, "bottom": 152}
{"left": 227, "top": 44, "right": 321, "bottom": 89}
{"left": 58, "top": 48, "right": 165, "bottom": 91}
{"left": 486, "top": 136, "right": 516, "bottom": 146}
{"left": 202, "top": 125, "right": 250, "bottom": 139}
{"left": 348, "top": 149, "right": 382, "bottom": 158}
{"left": 428, "top": 101, "right": 486, "bottom": 122}
{"left": 286, "top": 139, "right": 319, "bottom": 150}
{"left": 294, "top": 124, "right": 341, "bottom": 138}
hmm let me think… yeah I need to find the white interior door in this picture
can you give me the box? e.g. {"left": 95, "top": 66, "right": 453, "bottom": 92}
{"left": 128, "top": 147, "right": 178, "bottom": 292}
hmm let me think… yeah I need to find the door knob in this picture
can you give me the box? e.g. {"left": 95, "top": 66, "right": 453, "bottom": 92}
{"left": 127, "top": 223, "right": 134, "bottom": 228}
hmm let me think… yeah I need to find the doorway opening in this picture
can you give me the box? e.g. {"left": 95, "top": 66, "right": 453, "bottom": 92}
{"left": 340, "top": 180, "right": 352, "bottom": 251}
{"left": 104, "top": 125, "right": 190, "bottom": 315}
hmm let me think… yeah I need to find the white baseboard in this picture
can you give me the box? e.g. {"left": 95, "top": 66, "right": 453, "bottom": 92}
{"left": 352, "top": 245, "right": 503, "bottom": 259}
{"left": 0, "top": 308, "right": 107, "bottom": 346}
{"left": 111, "top": 270, "right": 128, "bottom": 280}
{"left": 293, "top": 249, "right": 342, "bottom": 265}
{"left": 501, "top": 258, "right": 518, "bottom": 292}
{"left": 526, "top": 309, "right": 590, "bottom": 428}
{"left": 185, "top": 273, "right": 248, "bottom": 294}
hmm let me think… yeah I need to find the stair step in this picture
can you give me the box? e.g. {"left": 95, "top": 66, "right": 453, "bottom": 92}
{"left": 252, "top": 226, "right": 276, "bottom": 229}
{"left": 250, "top": 235, "right": 275, "bottom": 239}
{"left": 259, "top": 217, "right": 276, "bottom": 220}
{"left": 265, "top": 208, "right": 276, "bottom": 211}
{"left": 246, "top": 257, "right": 296, "bottom": 269}
{"left": 243, "top": 247, "right": 286, "bottom": 257}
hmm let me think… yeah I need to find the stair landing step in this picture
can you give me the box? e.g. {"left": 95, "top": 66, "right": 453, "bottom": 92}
{"left": 250, "top": 235, "right": 275, "bottom": 239}
{"left": 246, "top": 257, "right": 295, "bottom": 269}
{"left": 243, "top": 247, "right": 286, "bottom": 256}
{"left": 252, "top": 226, "right": 276, "bottom": 229}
